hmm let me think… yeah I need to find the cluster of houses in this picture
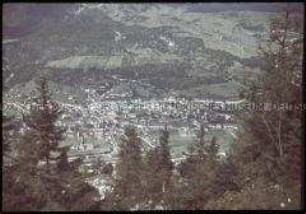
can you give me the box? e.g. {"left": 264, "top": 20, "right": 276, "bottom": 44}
{"left": 56, "top": 90, "right": 239, "bottom": 162}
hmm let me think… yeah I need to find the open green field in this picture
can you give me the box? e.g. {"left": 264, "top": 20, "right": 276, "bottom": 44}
{"left": 169, "top": 129, "right": 235, "bottom": 158}
{"left": 170, "top": 133, "right": 197, "bottom": 156}
{"left": 60, "top": 134, "right": 112, "bottom": 152}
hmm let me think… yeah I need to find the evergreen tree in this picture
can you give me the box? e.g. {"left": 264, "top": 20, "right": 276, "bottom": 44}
{"left": 2, "top": 77, "right": 63, "bottom": 211}
{"left": 2, "top": 115, "right": 20, "bottom": 163}
{"left": 22, "top": 77, "right": 65, "bottom": 166}
{"left": 235, "top": 5, "right": 303, "bottom": 209}
{"left": 2, "top": 115, "right": 13, "bottom": 156}
{"left": 239, "top": 6, "right": 302, "bottom": 183}
{"left": 2, "top": 115, "right": 32, "bottom": 211}
{"left": 111, "top": 126, "right": 145, "bottom": 209}
{"left": 144, "top": 125, "right": 174, "bottom": 208}
{"left": 158, "top": 125, "right": 174, "bottom": 192}
{"left": 207, "top": 136, "right": 219, "bottom": 158}
{"left": 144, "top": 147, "right": 163, "bottom": 208}
{"left": 177, "top": 132, "right": 221, "bottom": 209}
{"left": 212, "top": 156, "right": 240, "bottom": 197}
{"left": 2, "top": 77, "right": 100, "bottom": 211}
{"left": 192, "top": 124, "right": 205, "bottom": 159}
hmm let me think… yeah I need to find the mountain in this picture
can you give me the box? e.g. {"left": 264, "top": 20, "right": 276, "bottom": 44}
{"left": 4, "top": 3, "right": 296, "bottom": 115}
{"left": 186, "top": 3, "right": 282, "bottom": 13}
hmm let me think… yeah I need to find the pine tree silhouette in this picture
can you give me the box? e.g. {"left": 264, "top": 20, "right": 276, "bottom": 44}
{"left": 3, "top": 77, "right": 100, "bottom": 211}
{"left": 111, "top": 126, "right": 145, "bottom": 209}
